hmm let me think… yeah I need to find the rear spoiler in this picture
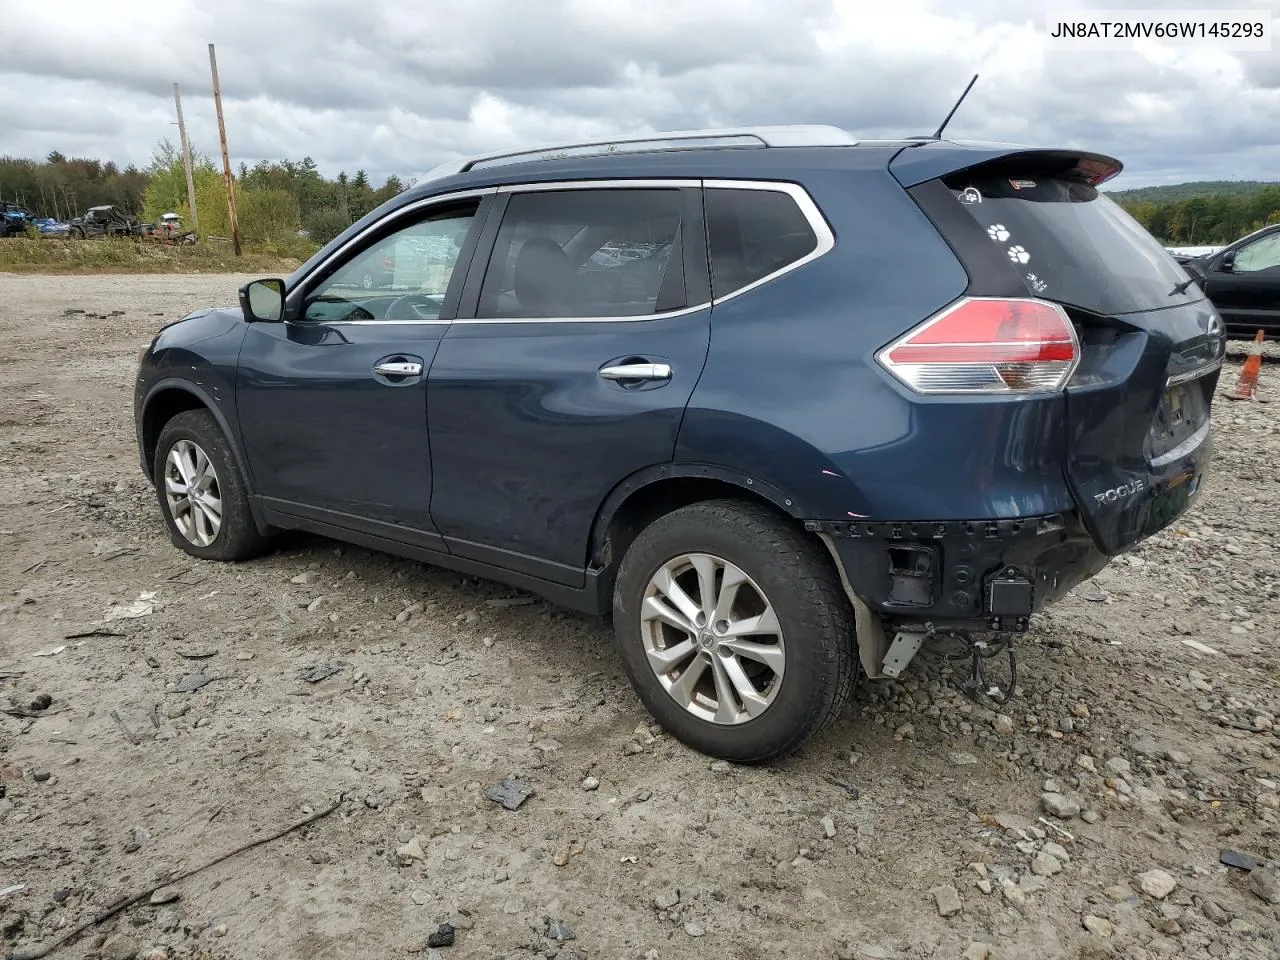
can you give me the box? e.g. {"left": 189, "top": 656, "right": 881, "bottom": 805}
{"left": 889, "top": 142, "right": 1123, "bottom": 189}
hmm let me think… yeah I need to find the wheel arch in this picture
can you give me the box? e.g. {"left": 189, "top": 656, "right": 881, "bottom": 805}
{"left": 141, "top": 381, "right": 267, "bottom": 533}
{"left": 587, "top": 463, "right": 814, "bottom": 582}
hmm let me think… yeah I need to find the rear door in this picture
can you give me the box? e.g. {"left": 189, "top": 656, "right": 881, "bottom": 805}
{"left": 909, "top": 158, "right": 1224, "bottom": 555}
{"left": 426, "top": 182, "right": 711, "bottom": 584}
{"left": 1202, "top": 228, "right": 1280, "bottom": 335}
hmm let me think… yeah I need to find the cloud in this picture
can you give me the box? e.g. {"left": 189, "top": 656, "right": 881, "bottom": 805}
{"left": 1, "top": 0, "right": 1276, "bottom": 187}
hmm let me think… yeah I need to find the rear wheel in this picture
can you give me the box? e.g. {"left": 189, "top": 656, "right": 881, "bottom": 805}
{"left": 613, "top": 500, "right": 856, "bottom": 762}
{"left": 153, "top": 409, "right": 269, "bottom": 562}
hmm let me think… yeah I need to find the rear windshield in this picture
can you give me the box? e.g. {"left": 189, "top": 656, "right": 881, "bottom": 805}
{"left": 946, "top": 176, "right": 1196, "bottom": 316}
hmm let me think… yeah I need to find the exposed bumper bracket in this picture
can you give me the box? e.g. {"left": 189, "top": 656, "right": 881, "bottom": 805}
{"left": 881, "top": 630, "right": 926, "bottom": 679}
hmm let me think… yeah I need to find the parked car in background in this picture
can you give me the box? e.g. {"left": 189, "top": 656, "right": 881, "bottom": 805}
{"left": 1, "top": 202, "right": 34, "bottom": 237}
{"left": 134, "top": 126, "right": 1223, "bottom": 762}
{"left": 1176, "top": 224, "right": 1280, "bottom": 339}
{"left": 32, "top": 217, "right": 70, "bottom": 236}
{"left": 69, "top": 205, "right": 143, "bottom": 239}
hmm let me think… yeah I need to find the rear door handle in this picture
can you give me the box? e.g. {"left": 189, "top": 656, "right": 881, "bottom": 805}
{"left": 599, "top": 362, "right": 672, "bottom": 382}
{"left": 374, "top": 360, "right": 423, "bottom": 377}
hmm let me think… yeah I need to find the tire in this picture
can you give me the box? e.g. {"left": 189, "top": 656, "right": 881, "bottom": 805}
{"left": 153, "top": 409, "right": 269, "bottom": 562}
{"left": 612, "top": 499, "right": 856, "bottom": 763}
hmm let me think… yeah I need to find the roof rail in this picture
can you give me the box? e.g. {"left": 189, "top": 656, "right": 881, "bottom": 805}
{"left": 422, "top": 125, "right": 858, "bottom": 181}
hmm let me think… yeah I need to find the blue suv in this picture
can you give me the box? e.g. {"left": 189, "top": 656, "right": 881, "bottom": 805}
{"left": 134, "top": 126, "right": 1223, "bottom": 761}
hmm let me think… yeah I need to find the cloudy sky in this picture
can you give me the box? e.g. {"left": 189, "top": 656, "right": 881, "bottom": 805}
{"left": 2, "top": 0, "right": 1277, "bottom": 188}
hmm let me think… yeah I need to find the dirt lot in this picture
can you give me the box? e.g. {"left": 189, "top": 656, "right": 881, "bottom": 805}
{"left": 1, "top": 274, "right": 1278, "bottom": 960}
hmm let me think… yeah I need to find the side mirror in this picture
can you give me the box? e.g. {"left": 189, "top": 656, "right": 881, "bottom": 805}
{"left": 239, "top": 278, "right": 285, "bottom": 323}
{"left": 1218, "top": 252, "right": 1235, "bottom": 273}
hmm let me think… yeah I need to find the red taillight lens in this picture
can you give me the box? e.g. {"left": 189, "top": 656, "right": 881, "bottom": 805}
{"left": 877, "top": 297, "right": 1080, "bottom": 394}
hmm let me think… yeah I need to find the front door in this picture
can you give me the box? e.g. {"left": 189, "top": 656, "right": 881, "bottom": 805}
{"left": 235, "top": 195, "right": 489, "bottom": 548}
{"left": 1205, "top": 228, "right": 1280, "bottom": 333}
{"left": 427, "top": 183, "right": 712, "bottom": 584}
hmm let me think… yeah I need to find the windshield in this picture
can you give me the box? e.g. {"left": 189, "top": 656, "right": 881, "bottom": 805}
{"left": 947, "top": 175, "right": 1198, "bottom": 316}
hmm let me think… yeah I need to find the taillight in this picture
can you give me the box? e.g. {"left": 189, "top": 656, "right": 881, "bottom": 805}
{"left": 876, "top": 297, "right": 1079, "bottom": 394}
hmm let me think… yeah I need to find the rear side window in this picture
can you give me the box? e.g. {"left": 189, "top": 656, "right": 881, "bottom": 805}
{"left": 706, "top": 187, "right": 818, "bottom": 299}
{"left": 476, "top": 189, "right": 684, "bottom": 319}
{"left": 946, "top": 175, "right": 1193, "bottom": 316}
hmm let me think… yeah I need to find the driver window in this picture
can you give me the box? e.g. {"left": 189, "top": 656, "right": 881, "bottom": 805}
{"left": 304, "top": 203, "right": 478, "bottom": 323}
{"left": 1233, "top": 233, "right": 1280, "bottom": 273}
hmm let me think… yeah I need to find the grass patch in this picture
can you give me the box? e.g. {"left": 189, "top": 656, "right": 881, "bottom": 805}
{"left": 0, "top": 236, "right": 319, "bottom": 275}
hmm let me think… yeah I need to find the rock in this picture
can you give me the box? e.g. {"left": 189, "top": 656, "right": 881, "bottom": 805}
{"left": 1248, "top": 867, "right": 1280, "bottom": 904}
{"left": 581, "top": 776, "right": 600, "bottom": 791}
{"left": 949, "top": 752, "right": 978, "bottom": 766}
{"left": 290, "top": 571, "right": 317, "bottom": 585}
{"left": 995, "top": 812, "right": 1032, "bottom": 832}
{"left": 962, "top": 945, "right": 993, "bottom": 960}
{"left": 1031, "top": 852, "right": 1063, "bottom": 876}
{"left": 1137, "top": 868, "right": 1177, "bottom": 900}
{"left": 102, "top": 934, "right": 140, "bottom": 960}
{"left": 1070, "top": 702, "right": 1091, "bottom": 719}
{"left": 684, "top": 920, "right": 706, "bottom": 937}
{"left": 136, "top": 949, "right": 169, "bottom": 960}
{"left": 426, "top": 923, "right": 455, "bottom": 948}
{"left": 396, "top": 836, "right": 428, "bottom": 861}
{"left": 993, "top": 714, "right": 1014, "bottom": 735}
{"left": 1131, "top": 739, "right": 1163, "bottom": 758}
{"left": 484, "top": 778, "right": 534, "bottom": 811}
{"left": 547, "top": 919, "right": 575, "bottom": 941}
{"left": 155, "top": 906, "right": 184, "bottom": 933}
{"left": 895, "top": 722, "right": 915, "bottom": 739}
{"left": 931, "top": 884, "right": 962, "bottom": 917}
{"left": 709, "top": 760, "right": 731, "bottom": 772}
{"left": 148, "top": 886, "right": 180, "bottom": 905}
{"left": 1081, "top": 810, "right": 1101, "bottom": 824}
{"left": 165, "top": 703, "right": 189, "bottom": 719}
{"left": 1019, "top": 874, "right": 1048, "bottom": 895}
{"left": 212, "top": 925, "right": 228, "bottom": 938}
{"left": 653, "top": 887, "right": 680, "bottom": 910}
{"left": 1201, "top": 899, "right": 1229, "bottom": 924}
{"left": 1082, "top": 915, "right": 1113, "bottom": 937}
{"left": 32, "top": 769, "right": 51, "bottom": 783}
{"left": 1104, "top": 756, "right": 1131, "bottom": 777}
{"left": 821, "top": 815, "right": 837, "bottom": 839}
{"left": 1165, "top": 749, "right": 1191, "bottom": 765}
{"left": 1042, "top": 841, "right": 1070, "bottom": 863}
{"left": 1058, "top": 717, "right": 1075, "bottom": 734}
{"left": 1001, "top": 881, "right": 1026, "bottom": 906}
{"left": 976, "top": 879, "right": 993, "bottom": 895}
{"left": 1041, "top": 793, "right": 1081, "bottom": 819}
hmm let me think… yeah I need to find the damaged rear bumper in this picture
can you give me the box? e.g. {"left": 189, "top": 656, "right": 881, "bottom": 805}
{"left": 806, "top": 512, "right": 1108, "bottom": 633}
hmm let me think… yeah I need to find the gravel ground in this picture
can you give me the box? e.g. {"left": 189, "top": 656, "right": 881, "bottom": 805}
{"left": 1, "top": 273, "right": 1278, "bottom": 960}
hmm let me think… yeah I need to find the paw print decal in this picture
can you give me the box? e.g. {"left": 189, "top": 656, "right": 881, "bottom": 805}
{"left": 987, "top": 224, "right": 1010, "bottom": 242}
{"left": 1007, "top": 245, "right": 1030, "bottom": 265}
{"left": 1026, "top": 272, "right": 1047, "bottom": 293}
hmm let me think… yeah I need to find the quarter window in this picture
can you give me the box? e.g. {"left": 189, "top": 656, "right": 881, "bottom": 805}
{"left": 706, "top": 187, "right": 818, "bottom": 299}
{"left": 476, "top": 189, "right": 685, "bottom": 319}
{"left": 1233, "top": 232, "right": 1280, "bottom": 273}
{"left": 303, "top": 202, "right": 479, "bottom": 323}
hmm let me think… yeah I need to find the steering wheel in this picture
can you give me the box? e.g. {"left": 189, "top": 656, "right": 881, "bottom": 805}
{"left": 385, "top": 294, "right": 441, "bottom": 322}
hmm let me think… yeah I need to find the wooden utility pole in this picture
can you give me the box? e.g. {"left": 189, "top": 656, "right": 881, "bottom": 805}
{"left": 207, "top": 43, "right": 241, "bottom": 256}
{"left": 172, "top": 82, "right": 200, "bottom": 234}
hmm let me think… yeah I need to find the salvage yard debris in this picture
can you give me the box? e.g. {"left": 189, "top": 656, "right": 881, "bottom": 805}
{"left": 485, "top": 778, "right": 535, "bottom": 811}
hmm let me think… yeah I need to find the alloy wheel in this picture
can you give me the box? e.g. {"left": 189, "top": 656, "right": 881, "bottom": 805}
{"left": 163, "top": 439, "right": 223, "bottom": 547}
{"left": 640, "top": 552, "right": 785, "bottom": 725}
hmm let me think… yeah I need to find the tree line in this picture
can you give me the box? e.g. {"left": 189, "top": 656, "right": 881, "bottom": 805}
{"left": 0, "top": 142, "right": 410, "bottom": 247}
{"left": 1114, "top": 184, "right": 1280, "bottom": 246}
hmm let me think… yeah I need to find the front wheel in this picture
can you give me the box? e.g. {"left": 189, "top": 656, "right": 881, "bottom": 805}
{"left": 612, "top": 500, "right": 856, "bottom": 763}
{"left": 153, "top": 409, "right": 269, "bottom": 562}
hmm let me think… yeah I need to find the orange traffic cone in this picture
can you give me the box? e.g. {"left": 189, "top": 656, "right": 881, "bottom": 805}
{"left": 1226, "top": 330, "right": 1265, "bottom": 400}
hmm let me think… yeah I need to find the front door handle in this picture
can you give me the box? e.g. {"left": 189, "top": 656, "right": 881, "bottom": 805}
{"left": 374, "top": 360, "right": 423, "bottom": 377}
{"left": 599, "top": 362, "right": 672, "bottom": 382}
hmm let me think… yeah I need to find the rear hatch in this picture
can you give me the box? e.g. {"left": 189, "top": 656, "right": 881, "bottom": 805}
{"left": 898, "top": 148, "right": 1224, "bottom": 555}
